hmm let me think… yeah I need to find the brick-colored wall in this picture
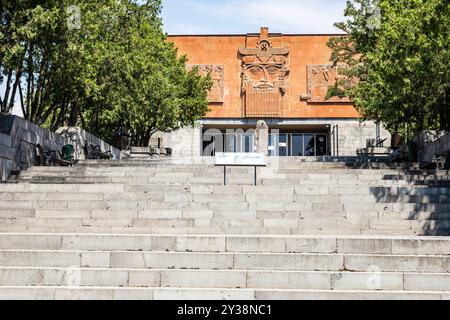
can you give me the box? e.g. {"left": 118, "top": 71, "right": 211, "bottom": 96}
{"left": 168, "top": 33, "right": 360, "bottom": 119}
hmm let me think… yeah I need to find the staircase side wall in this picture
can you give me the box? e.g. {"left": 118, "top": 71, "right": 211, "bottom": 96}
{"left": 0, "top": 115, "right": 66, "bottom": 182}
{"left": 56, "top": 127, "right": 121, "bottom": 160}
{"left": 0, "top": 115, "right": 120, "bottom": 182}
{"left": 417, "top": 131, "right": 450, "bottom": 162}
{"left": 0, "top": 132, "right": 16, "bottom": 182}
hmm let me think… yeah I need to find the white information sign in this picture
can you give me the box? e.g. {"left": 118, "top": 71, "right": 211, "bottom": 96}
{"left": 215, "top": 153, "right": 266, "bottom": 166}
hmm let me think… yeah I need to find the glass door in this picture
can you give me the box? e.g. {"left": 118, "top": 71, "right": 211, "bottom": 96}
{"left": 267, "top": 133, "right": 328, "bottom": 157}
{"left": 278, "top": 134, "right": 289, "bottom": 157}
{"left": 315, "top": 134, "right": 327, "bottom": 156}
{"left": 304, "top": 134, "right": 315, "bottom": 156}
{"left": 291, "top": 134, "right": 304, "bottom": 156}
{"left": 225, "top": 133, "right": 237, "bottom": 153}
{"left": 243, "top": 133, "right": 255, "bottom": 153}
{"left": 268, "top": 134, "right": 277, "bottom": 156}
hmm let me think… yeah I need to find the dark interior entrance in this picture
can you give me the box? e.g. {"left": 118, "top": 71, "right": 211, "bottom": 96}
{"left": 269, "top": 133, "right": 329, "bottom": 157}
{"left": 202, "top": 125, "right": 331, "bottom": 157}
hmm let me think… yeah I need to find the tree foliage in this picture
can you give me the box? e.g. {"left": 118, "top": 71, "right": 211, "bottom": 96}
{"left": 328, "top": 0, "right": 450, "bottom": 136}
{"left": 0, "top": 0, "right": 211, "bottom": 146}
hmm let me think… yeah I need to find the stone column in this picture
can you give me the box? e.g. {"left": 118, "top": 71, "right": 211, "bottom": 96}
{"left": 256, "top": 120, "right": 269, "bottom": 155}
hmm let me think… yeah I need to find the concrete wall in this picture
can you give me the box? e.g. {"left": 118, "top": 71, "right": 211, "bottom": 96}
{"left": 417, "top": 131, "right": 450, "bottom": 162}
{"left": 334, "top": 120, "right": 391, "bottom": 156}
{"left": 0, "top": 115, "right": 66, "bottom": 182}
{"left": 0, "top": 132, "right": 16, "bottom": 182}
{"left": 160, "top": 125, "right": 202, "bottom": 157}
{"left": 56, "top": 127, "right": 121, "bottom": 160}
{"left": 0, "top": 115, "right": 120, "bottom": 182}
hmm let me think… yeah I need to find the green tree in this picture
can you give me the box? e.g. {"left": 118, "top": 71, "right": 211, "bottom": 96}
{"left": 1, "top": 0, "right": 211, "bottom": 147}
{"left": 328, "top": 0, "right": 450, "bottom": 136}
{"left": 81, "top": 1, "right": 212, "bottom": 146}
{"left": 1, "top": 0, "right": 65, "bottom": 121}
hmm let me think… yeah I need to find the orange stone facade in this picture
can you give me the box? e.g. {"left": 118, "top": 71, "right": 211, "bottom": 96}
{"left": 168, "top": 28, "right": 359, "bottom": 119}
{"left": 162, "top": 28, "right": 390, "bottom": 157}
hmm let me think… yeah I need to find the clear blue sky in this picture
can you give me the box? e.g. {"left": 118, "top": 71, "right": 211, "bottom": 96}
{"left": 161, "top": 0, "right": 349, "bottom": 35}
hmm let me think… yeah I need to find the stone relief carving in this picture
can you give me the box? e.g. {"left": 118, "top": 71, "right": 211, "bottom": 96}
{"left": 302, "top": 64, "right": 351, "bottom": 103}
{"left": 188, "top": 64, "right": 224, "bottom": 103}
{"left": 238, "top": 28, "right": 290, "bottom": 118}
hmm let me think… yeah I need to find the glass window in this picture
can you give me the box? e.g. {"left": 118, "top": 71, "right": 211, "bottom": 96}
{"left": 279, "top": 134, "right": 288, "bottom": 157}
{"left": 250, "top": 132, "right": 329, "bottom": 157}
{"left": 304, "top": 134, "right": 315, "bottom": 156}
{"left": 316, "top": 134, "right": 327, "bottom": 156}
{"left": 268, "top": 134, "right": 277, "bottom": 156}
{"left": 202, "top": 132, "right": 225, "bottom": 156}
{"left": 225, "top": 134, "right": 237, "bottom": 153}
{"left": 244, "top": 134, "right": 254, "bottom": 153}
{"left": 291, "top": 134, "right": 304, "bottom": 156}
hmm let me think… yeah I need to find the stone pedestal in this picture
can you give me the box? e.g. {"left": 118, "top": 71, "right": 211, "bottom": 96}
{"left": 256, "top": 120, "right": 269, "bottom": 155}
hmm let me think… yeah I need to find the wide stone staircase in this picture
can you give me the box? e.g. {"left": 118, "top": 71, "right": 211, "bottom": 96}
{"left": 0, "top": 158, "right": 449, "bottom": 299}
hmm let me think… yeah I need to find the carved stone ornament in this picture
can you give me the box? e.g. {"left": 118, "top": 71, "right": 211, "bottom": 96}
{"left": 239, "top": 27, "right": 290, "bottom": 118}
{"left": 302, "top": 64, "right": 351, "bottom": 103}
{"left": 188, "top": 64, "right": 224, "bottom": 103}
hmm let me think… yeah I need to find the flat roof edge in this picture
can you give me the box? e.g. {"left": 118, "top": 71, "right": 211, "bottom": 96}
{"left": 166, "top": 33, "right": 347, "bottom": 37}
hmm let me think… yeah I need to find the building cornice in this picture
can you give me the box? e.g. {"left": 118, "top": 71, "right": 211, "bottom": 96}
{"left": 167, "top": 33, "right": 348, "bottom": 38}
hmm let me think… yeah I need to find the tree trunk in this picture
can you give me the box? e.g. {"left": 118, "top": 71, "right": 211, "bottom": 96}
{"left": 8, "top": 67, "right": 23, "bottom": 113}
{"left": 26, "top": 42, "right": 34, "bottom": 121}
{"left": 18, "top": 82, "right": 27, "bottom": 118}
{"left": 68, "top": 101, "right": 79, "bottom": 127}
{"left": 1, "top": 70, "right": 12, "bottom": 113}
{"left": 30, "top": 56, "right": 48, "bottom": 123}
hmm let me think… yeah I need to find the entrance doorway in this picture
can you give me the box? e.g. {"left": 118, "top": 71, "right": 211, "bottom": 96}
{"left": 202, "top": 130, "right": 255, "bottom": 156}
{"left": 202, "top": 126, "right": 330, "bottom": 157}
{"left": 269, "top": 133, "right": 329, "bottom": 157}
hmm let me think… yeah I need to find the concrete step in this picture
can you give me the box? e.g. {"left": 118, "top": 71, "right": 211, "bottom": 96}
{"left": 2, "top": 158, "right": 449, "bottom": 300}
{"left": 0, "top": 286, "right": 446, "bottom": 300}
{"left": 18, "top": 168, "right": 448, "bottom": 177}
{"left": 12, "top": 180, "right": 450, "bottom": 189}
{"left": 0, "top": 268, "right": 449, "bottom": 292}
{"left": 0, "top": 234, "right": 449, "bottom": 254}
{"left": 14, "top": 169, "right": 450, "bottom": 178}
{"left": 16, "top": 158, "right": 441, "bottom": 169}
{"left": 0, "top": 250, "right": 449, "bottom": 272}
{"left": 13, "top": 165, "right": 450, "bottom": 182}
{"left": 0, "top": 215, "right": 448, "bottom": 234}
{"left": 0, "top": 198, "right": 450, "bottom": 210}
{"left": 3, "top": 184, "right": 450, "bottom": 196}
{"left": 0, "top": 215, "right": 448, "bottom": 235}
{"left": 0, "top": 226, "right": 424, "bottom": 236}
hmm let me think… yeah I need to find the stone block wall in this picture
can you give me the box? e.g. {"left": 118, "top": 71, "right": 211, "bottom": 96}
{"left": 56, "top": 127, "right": 121, "bottom": 160}
{"left": 0, "top": 132, "right": 15, "bottom": 182}
{"left": 417, "top": 131, "right": 450, "bottom": 162}
{"left": 0, "top": 115, "right": 120, "bottom": 182}
{"left": 160, "top": 125, "right": 202, "bottom": 157}
{"left": 0, "top": 115, "right": 66, "bottom": 182}
{"left": 333, "top": 120, "right": 391, "bottom": 156}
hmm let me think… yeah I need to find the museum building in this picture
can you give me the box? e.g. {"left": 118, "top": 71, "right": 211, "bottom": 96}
{"left": 162, "top": 27, "right": 390, "bottom": 157}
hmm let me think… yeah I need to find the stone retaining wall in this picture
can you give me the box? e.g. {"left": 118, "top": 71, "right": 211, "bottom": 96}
{"left": 0, "top": 115, "right": 120, "bottom": 182}
{"left": 0, "top": 115, "right": 65, "bottom": 182}
{"left": 56, "top": 127, "right": 121, "bottom": 160}
{"left": 0, "top": 132, "right": 16, "bottom": 182}
{"left": 417, "top": 131, "right": 450, "bottom": 162}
